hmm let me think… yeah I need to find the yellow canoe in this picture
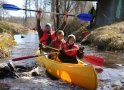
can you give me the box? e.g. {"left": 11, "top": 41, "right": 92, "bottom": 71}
{"left": 35, "top": 50, "right": 98, "bottom": 90}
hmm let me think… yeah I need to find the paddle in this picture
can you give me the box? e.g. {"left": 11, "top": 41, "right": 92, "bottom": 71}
{"left": 83, "top": 55, "right": 104, "bottom": 66}
{"left": 12, "top": 49, "right": 78, "bottom": 61}
{"left": 43, "top": 45, "right": 104, "bottom": 66}
{"left": 12, "top": 53, "right": 104, "bottom": 66}
{"left": 2, "top": 4, "right": 92, "bottom": 21}
{"left": 12, "top": 51, "right": 59, "bottom": 61}
{"left": 12, "top": 50, "right": 104, "bottom": 67}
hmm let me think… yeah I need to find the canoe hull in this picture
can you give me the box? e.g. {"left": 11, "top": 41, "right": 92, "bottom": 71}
{"left": 36, "top": 50, "right": 98, "bottom": 90}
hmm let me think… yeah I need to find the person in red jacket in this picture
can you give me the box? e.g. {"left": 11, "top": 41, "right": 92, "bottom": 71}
{"left": 37, "top": 8, "right": 68, "bottom": 47}
{"left": 81, "top": 29, "right": 88, "bottom": 38}
{"left": 59, "top": 34, "right": 84, "bottom": 64}
{"left": 40, "top": 30, "right": 65, "bottom": 59}
{"left": 41, "top": 30, "right": 65, "bottom": 52}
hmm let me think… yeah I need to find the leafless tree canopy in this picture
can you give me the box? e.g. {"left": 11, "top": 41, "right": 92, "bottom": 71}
{"left": 1, "top": 0, "right": 95, "bottom": 33}
{"left": 0, "top": 0, "right": 10, "bottom": 20}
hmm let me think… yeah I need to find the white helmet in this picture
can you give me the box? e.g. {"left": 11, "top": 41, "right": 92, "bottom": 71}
{"left": 67, "top": 34, "right": 76, "bottom": 42}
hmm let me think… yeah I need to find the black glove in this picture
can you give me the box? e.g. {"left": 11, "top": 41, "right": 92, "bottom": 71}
{"left": 39, "top": 43, "right": 43, "bottom": 50}
{"left": 77, "top": 47, "right": 84, "bottom": 59}
{"left": 39, "top": 43, "right": 42, "bottom": 47}
{"left": 79, "top": 47, "right": 84, "bottom": 53}
{"left": 59, "top": 48, "right": 65, "bottom": 54}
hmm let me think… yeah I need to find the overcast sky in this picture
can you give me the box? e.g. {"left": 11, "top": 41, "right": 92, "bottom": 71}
{"left": 6, "top": 0, "right": 24, "bottom": 17}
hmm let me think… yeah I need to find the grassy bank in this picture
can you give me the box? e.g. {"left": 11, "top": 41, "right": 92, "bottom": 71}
{"left": 0, "top": 21, "right": 30, "bottom": 59}
{"left": 79, "top": 22, "right": 124, "bottom": 52}
{"left": 0, "top": 33, "right": 18, "bottom": 59}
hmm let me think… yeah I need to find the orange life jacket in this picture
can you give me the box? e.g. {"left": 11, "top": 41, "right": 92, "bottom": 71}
{"left": 62, "top": 43, "right": 78, "bottom": 56}
{"left": 39, "top": 30, "right": 56, "bottom": 45}
{"left": 54, "top": 39, "right": 66, "bottom": 49}
{"left": 51, "top": 39, "right": 65, "bottom": 62}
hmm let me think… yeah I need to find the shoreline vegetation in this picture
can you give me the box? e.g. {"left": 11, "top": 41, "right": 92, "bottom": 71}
{"left": 0, "top": 21, "right": 30, "bottom": 59}
{"left": 1, "top": 21, "right": 124, "bottom": 59}
{"left": 75, "top": 22, "right": 124, "bottom": 53}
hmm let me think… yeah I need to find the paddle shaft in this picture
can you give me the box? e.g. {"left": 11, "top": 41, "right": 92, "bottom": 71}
{"left": 43, "top": 45, "right": 79, "bottom": 50}
{"left": 15, "top": 9, "right": 76, "bottom": 16}
{"left": 12, "top": 48, "right": 78, "bottom": 61}
{"left": 43, "top": 45, "right": 104, "bottom": 66}
{"left": 12, "top": 52, "right": 58, "bottom": 61}
{"left": 21, "top": 8, "right": 39, "bottom": 12}
{"left": 45, "top": 12, "right": 75, "bottom": 16}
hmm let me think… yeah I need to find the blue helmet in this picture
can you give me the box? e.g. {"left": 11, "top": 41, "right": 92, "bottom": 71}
{"left": 45, "top": 23, "right": 52, "bottom": 28}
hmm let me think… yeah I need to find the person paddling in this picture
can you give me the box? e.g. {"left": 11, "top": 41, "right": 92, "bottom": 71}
{"left": 37, "top": 8, "right": 68, "bottom": 49}
{"left": 81, "top": 29, "right": 88, "bottom": 39}
{"left": 40, "top": 30, "right": 65, "bottom": 59}
{"left": 59, "top": 34, "right": 84, "bottom": 64}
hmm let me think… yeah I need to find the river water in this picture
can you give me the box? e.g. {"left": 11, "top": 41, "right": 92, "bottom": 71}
{"left": 0, "top": 31, "right": 124, "bottom": 90}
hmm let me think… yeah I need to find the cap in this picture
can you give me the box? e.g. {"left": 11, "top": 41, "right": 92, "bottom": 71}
{"left": 45, "top": 23, "right": 52, "bottom": 28}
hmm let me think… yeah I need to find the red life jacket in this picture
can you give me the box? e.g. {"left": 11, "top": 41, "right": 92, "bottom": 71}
{"left": 54, "top": 39, "right": 65, "bottom": 49}
{"left": 62, "top": 43, "right": 78, "bottom": 56}
{"left": 83, "top": 31, "right": 88, "bottom": 38}
{"left": 39, "top": 30, "right": 56, "bottom": 45}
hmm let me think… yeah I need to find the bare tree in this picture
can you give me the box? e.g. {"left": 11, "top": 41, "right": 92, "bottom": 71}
{"left": 24, "top": 0, "right": 28, "bottom": 25}
{"left": 0, "top": 0, "right": 10, "bottom": 21}
{"left": 24, "top": 0, "right": 41, "bottom": 28}
{"left": 58, "top": 1, "right": 92, "bottom": 35}
{"left": 51, "top": 0, "right": 55, "bottom": 29}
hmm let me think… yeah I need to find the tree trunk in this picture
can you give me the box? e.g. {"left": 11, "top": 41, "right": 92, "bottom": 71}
{"left": 25, "top": 0, "right": 28, "bottom": 25}
{"left": 56, "top": 0, "right": 59, "bottom": 29}
{"left": 51, "top": 0, "right": 55, "bottom": 29}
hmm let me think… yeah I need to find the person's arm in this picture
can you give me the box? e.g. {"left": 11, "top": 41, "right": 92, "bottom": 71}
{"left": 37, "top": 8, "right": 43, "bottom": 40}
{"left": 55, "top": 11, "right": 68, "bottom": 33}
{"left": 41, "top": 41, "right": 55, "bottom": 52}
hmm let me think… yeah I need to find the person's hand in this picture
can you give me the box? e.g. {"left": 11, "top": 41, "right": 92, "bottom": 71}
{"left": 64, "top": 11, "right": 68, "bottom": 22}
{"left": 79, "top": 47, "right": 84, "bottom": 53}
{"left": 39, "top": 43, "right": 43, "bottom": 50}
{"left": 37, "top": 8, "right": 42, "bottom": 19}
{"left": 39, "top": 43, "right": 42, "bottom": 47}
{"left": 59, "top": 48, "right": 65, "bottom": 54}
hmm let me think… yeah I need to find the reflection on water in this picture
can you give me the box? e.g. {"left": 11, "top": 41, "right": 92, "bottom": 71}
{"left": 0, "top": 32, "right": 39, "bottom": 64}
{"left": 82, "top": 45, "right": 124, "bottom": 68}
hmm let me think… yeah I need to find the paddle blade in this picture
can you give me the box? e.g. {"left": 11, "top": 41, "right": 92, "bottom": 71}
{"left": 77, "top": 13, "right": 92, "bottom": 21}
{"left": 2, "top": 4, "right": 20, "bottom": 11}
{"left": 83, "top": 55, "right": 104, "bottom": 66}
